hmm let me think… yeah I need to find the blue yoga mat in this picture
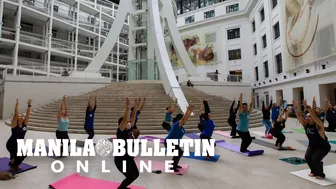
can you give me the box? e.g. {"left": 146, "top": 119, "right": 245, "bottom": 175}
{"left": 183, "top": 151, "right": 220, "bottom": 162}
{"left": 0, "top": 157, "right": 37, "bottom": 174}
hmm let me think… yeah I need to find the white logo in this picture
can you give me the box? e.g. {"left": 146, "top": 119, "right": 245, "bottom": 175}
{"left": 22, "top": 127, "right": 27, "bottom": 131}
{"left": 95, "top": 139, "right": 112, "bottom": 156}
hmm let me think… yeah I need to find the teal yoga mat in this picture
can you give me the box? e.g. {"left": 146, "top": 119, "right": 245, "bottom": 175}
{"left": 329, "top": 141, "right": 336, "bottom": 145}
{"left": 280, "top": 157, "right": 306, "bottom": 165}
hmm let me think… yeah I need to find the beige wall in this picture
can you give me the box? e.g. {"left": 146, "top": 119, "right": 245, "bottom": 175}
{"left": 1, "top": 76, "right": 110, "bottom": 119}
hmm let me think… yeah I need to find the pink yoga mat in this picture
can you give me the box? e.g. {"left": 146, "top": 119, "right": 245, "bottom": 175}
{"left": 49, "top": 173, "right": 146, "bottom": 189}
{"left": 134, "top": 158, "right": 189, "bottom": 175}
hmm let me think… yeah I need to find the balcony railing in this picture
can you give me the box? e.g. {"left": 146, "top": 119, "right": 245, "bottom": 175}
{"left": 20, "top": 34, "right": 46, "bottom": 47}
{"left": 22, "top": 0, "right": 48, "bottom": 14}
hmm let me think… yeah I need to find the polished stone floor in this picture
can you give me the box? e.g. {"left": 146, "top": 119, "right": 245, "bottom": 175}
{"left": 0, "top": 118, "right": 336, "bottom": 189}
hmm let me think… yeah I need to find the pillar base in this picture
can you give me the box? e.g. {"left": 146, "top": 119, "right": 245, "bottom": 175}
{"left": 69, "top": 71, "right": 103, "bottom": 78}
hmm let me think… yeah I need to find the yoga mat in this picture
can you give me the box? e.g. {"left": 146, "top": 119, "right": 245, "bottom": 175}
{"left": 139, "top": 136, "right": 165, "bottom": 144}
{"left": 182, "top": 151, "right": 220, "bottom": 162}
{"left": 279, "top": 157, "right": 306, "bottom": 165}
{"left": 292, "top": 128, "right": 305, "bottom": 134}
{"left": 214, "top": 130, "right": 240, "bottom": 138}
{"left": 76, "top": 140, "right": 96, "bottom": 147}
{"left": 49, "top": 173, "right": 146, "bottom": 189}
{"left": 282, "top": 130, "right": 293, "bottom": 133}
{"left": 290, "top": 164, "right": 336, "bottom": 186}
{"left": 253, "top": 139, "right": 295, "bottom": 151}
{"left": 329, "top": 141, "right": 336, "bottom": 145}
{"left": 215, "top": 141, "right": 264, "bottom": 156}
{"left": 32, "top": 146, "right": 57, "bottom": 159}
{"left": 184, "top": 132, "right": 225, "bottom": 143}
{"left": 0, "top": 157, "right": 37, "bottom": 174}
{"left": 134, "top": 158, "right": 189, "bottom": 175}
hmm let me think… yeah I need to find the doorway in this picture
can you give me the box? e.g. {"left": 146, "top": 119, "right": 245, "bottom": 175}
{"left": 293, "top": 87, "right": 304, "bottom": 111}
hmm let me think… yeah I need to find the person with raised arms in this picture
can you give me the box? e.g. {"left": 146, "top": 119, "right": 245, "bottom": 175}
{"left": 130, "top": 97, "right": 146, "bottom": 129}
{"left": 6, "top": 99, "right": 32, "bottom": 172}
{"left": 324, "top": 96, "right": 336, "bottom": 132}
{"left": 271, "top": 107, "right": 289, "bottom": 149}
{"left": 228, "top": 97, "right": 240, "bottom": 137}
{"left": 165, "top": 105, "right": 194, "bottom": 172}
{"left": 261, "top": 96, "right": 273, "bottom": 136}
{"left": 115, "top": 97, "right": 140, "bottom": 189}
{"left": 236, "top": 93, "right": 254, "bottom": 153}
{"left": 200, "top": 100, "right": 216, "bottom": 158}
{"left": 162, "top": 97, "right": 177, "bottom": 132}
{"left": 293, "top": 99, "right": 331, "bottom": 180}
{"left": 84, "top": 96, "right": 97, "bottom": 139}
{"left": 56, "top": 95, "right": 70, "bottom": 157}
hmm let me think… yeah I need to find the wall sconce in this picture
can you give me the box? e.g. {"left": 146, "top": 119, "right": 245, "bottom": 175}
{"left": 293, "top": 73, "right": 297, "bottom": 76}
{"left": 263, "top": 81, "right": 266, "bottom": 84}
{"left": 306, "top": 69, "right": 310, "bottom": 73}
{"left": 259, "top": 83, "right": 261, "bottom": 85}
{"left": 322, "top": 64, "right": 326, "bottom": 69}
{"left": 269, "top": 80, "right": 272, "bottom": 83}
{"left": 275, "top": 78, "right": 278, "bottom": 81}
{"left": 284, "top": 75, "right": 287, "bottom": 79}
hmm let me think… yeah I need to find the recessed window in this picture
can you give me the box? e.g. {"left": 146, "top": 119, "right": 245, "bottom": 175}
{"left": 275, "top": 53, "right": 283, "bottom": 74}
{"left": 260, "top": 7, "right": 265, "bottom": 22}
{"left": 185, "top": 15, "right": 195, "bottom": 24}
{"left": 252, "top": 20, "right": 256, "bottom": 32}
{"left": 264, "top": 61, "right": 269, "bottom": 78}
{"left": 52, "top": 29, "right": 57, "bottom": 37}
{"left": 53, "top": 5, "right": 58, "bottom": 12}
{"left": 262, "top": 34, "right": 267, "bottom": 48}
{"left": 273, "top": 22, "right": 280, "bottom": 40}
{"left": 272, "top": 0, "right": 278, "bottom": 9}
{"left": 255, "top": 66, "right": 259, "bottom": 81}
{"left": 228, "top": 49, "right": 242, "bottom": 60}
{"left": 204, "top": 10, "right": 215, "bottom": 19}
{"left": 227, "top": 28, "right": 240, "bottom": 40}
{"left": 226, "top": 3, "right": 239, "bottom": 13}
{"left": 253, "top": 43, "right": 257, "bottom": 55}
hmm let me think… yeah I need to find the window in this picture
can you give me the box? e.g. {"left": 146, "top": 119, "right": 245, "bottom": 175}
{"left": 90, "top": 18, "right": 95, "bottom": 25}
{"left": 185, "top": 16, "right": 195, "bottom": 24}
{"left": 253, "top": 43, "right": 257, "bottom": 55}
{"left": 252, "top": 20, "right": 256, "bottom": 32}
{"left": 227, "top": 28, "right": 240, "bottom": 40}
{"left": 204, "top": 10, "right": 215, "bottom": 19}
{"left": 260, "top": 7, "right": 265, "bottom": 22}
{"left": 256, "top": 95, "right": 260, "bottom": 108}
{"left": 262, "top": 34, "right": 267, "bottom": 48}
{"left": 226, "top": 3, "right": 239, "bottom": 13}
{"left": 273, "top": 22, "right": 280, "bottom": 39}
{"left": 21, "top": 22, "right": 33, "bottom": 32}
{"left": 228, "top": 49, "right": 241, "bottom": 60}
{"left": 264, "top": 61, "right": 269, "bottom": 78}
{"left": 104, "top": 22, "right": 107, "bottom": 28}
{"left": 255, "top": 67, "right": 259, "bottom": 81}
{"left": 265, "top": 93, "right": 270, "bottom": 105}
{"left": 275, "top": 53, "right": 283, "bottom": 74}
{"left": 272, "top": 0, "right": 278, "bottom": 9}
{"left": 53, "top": 5, "right": 58, "bottom": 12}
{"left": 51, "top": 55, "right": 56, "bottom": 61}
{"left": 52, "top": 29, "right": 57, "bottom": 37}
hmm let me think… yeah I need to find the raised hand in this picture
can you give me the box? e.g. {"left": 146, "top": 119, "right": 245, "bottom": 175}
{"left": 270, "top": 96, "right": 273, "bottom": 100}
{"left": 302, "top": 99, "right": 308, "bottom": 107}
{"left": 292, "top": 100, "right": 298, "bottom": 109}
{"left": 16, "top": 99, "right": 19, "bottom": 104}
{"left": 250, "top": 94, "right": 255, "bottom": 99}
{"left": 126, "top": 97, "right": 130, "bottom": 106}
{"left": 313, "top": 96, "right": 315, "bottom": 101}
{"left": 325, "top": 96, "right": 329, "bottom": 102}
{"left": 27, "top": 99, "right": 32, "bottom": 105}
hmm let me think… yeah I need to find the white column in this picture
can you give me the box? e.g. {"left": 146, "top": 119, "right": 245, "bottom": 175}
{"left": 0, "top": 0, "right": 4, "bottom": 38}
{"left": 98, "top": 7, "right": 101, "bottom": 50}
{"left": 94, "top": 0, "right": 97, "bottom": 8}
{"left": 12, "top": 0, "right": 23, "bottom": 76}
{"left": 74, "top": 2, "right": 80, "bottom": 71}
{"left": 112, "top": 3, "right": 115, "bottom": 17}
{"left": 117, "top": 38, "right": 120, "bottom": 82}
{"left": 47, "top": 0, "right": 55, "bottom": 76}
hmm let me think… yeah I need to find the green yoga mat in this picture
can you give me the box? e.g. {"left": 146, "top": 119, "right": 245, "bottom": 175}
{"left": 292, "top": 128, "right": 305, "bottom": 134}
{"left": 280, "top": 157, "right": 306, "bottom": 165}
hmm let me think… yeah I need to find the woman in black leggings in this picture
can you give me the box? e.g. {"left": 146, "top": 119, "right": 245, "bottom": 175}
{"left": 56, "top": 96, "right": 70, "bottom": 157}
{"left": 271, "top": 107, "right": 289, "bottom": 149}
{"left": 293, "top": 99, "right": 331, "bottom": 180}
{"left": 115, "top": 97, "right": 140, "bottom": 189}
{"left": 228, "top": 97, "right": 240, "bottom": 137}
{"left": 84, "top": 96, "right": 97, "bottom": 139}
{"left": 6, "top": 99, "right": 32, "bottom": 172}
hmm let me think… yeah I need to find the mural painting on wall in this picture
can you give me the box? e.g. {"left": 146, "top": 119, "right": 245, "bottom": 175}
{"left": 283, "top": 0, "right": 321, "bottom": 71}
{"left": 169, "top": 32, "right": 216, "bottom": 67}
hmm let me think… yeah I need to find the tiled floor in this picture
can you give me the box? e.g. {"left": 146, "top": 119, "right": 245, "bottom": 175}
{"left": 0, "top": 118, "right": 336, "bottom": 189}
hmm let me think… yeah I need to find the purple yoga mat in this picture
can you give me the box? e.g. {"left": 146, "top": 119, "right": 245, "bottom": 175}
{"left": 185, "top": 133, "right": 225, "bottom": 143}
{"left": 0, "top": 157, "right": 37, "bottom": 174}
{"left": 216, "top": 141, "right": 264, "bottom": 156}
{"left": 140, "top": 136, "right": 165, "bottom": 144}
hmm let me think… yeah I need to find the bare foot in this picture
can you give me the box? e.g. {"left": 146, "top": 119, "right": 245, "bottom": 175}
{"left": 316, "top": 176, "right": 324, "bottom": 180}
{"left": 308, "top": 173, "right": 315, "bottom": 177}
